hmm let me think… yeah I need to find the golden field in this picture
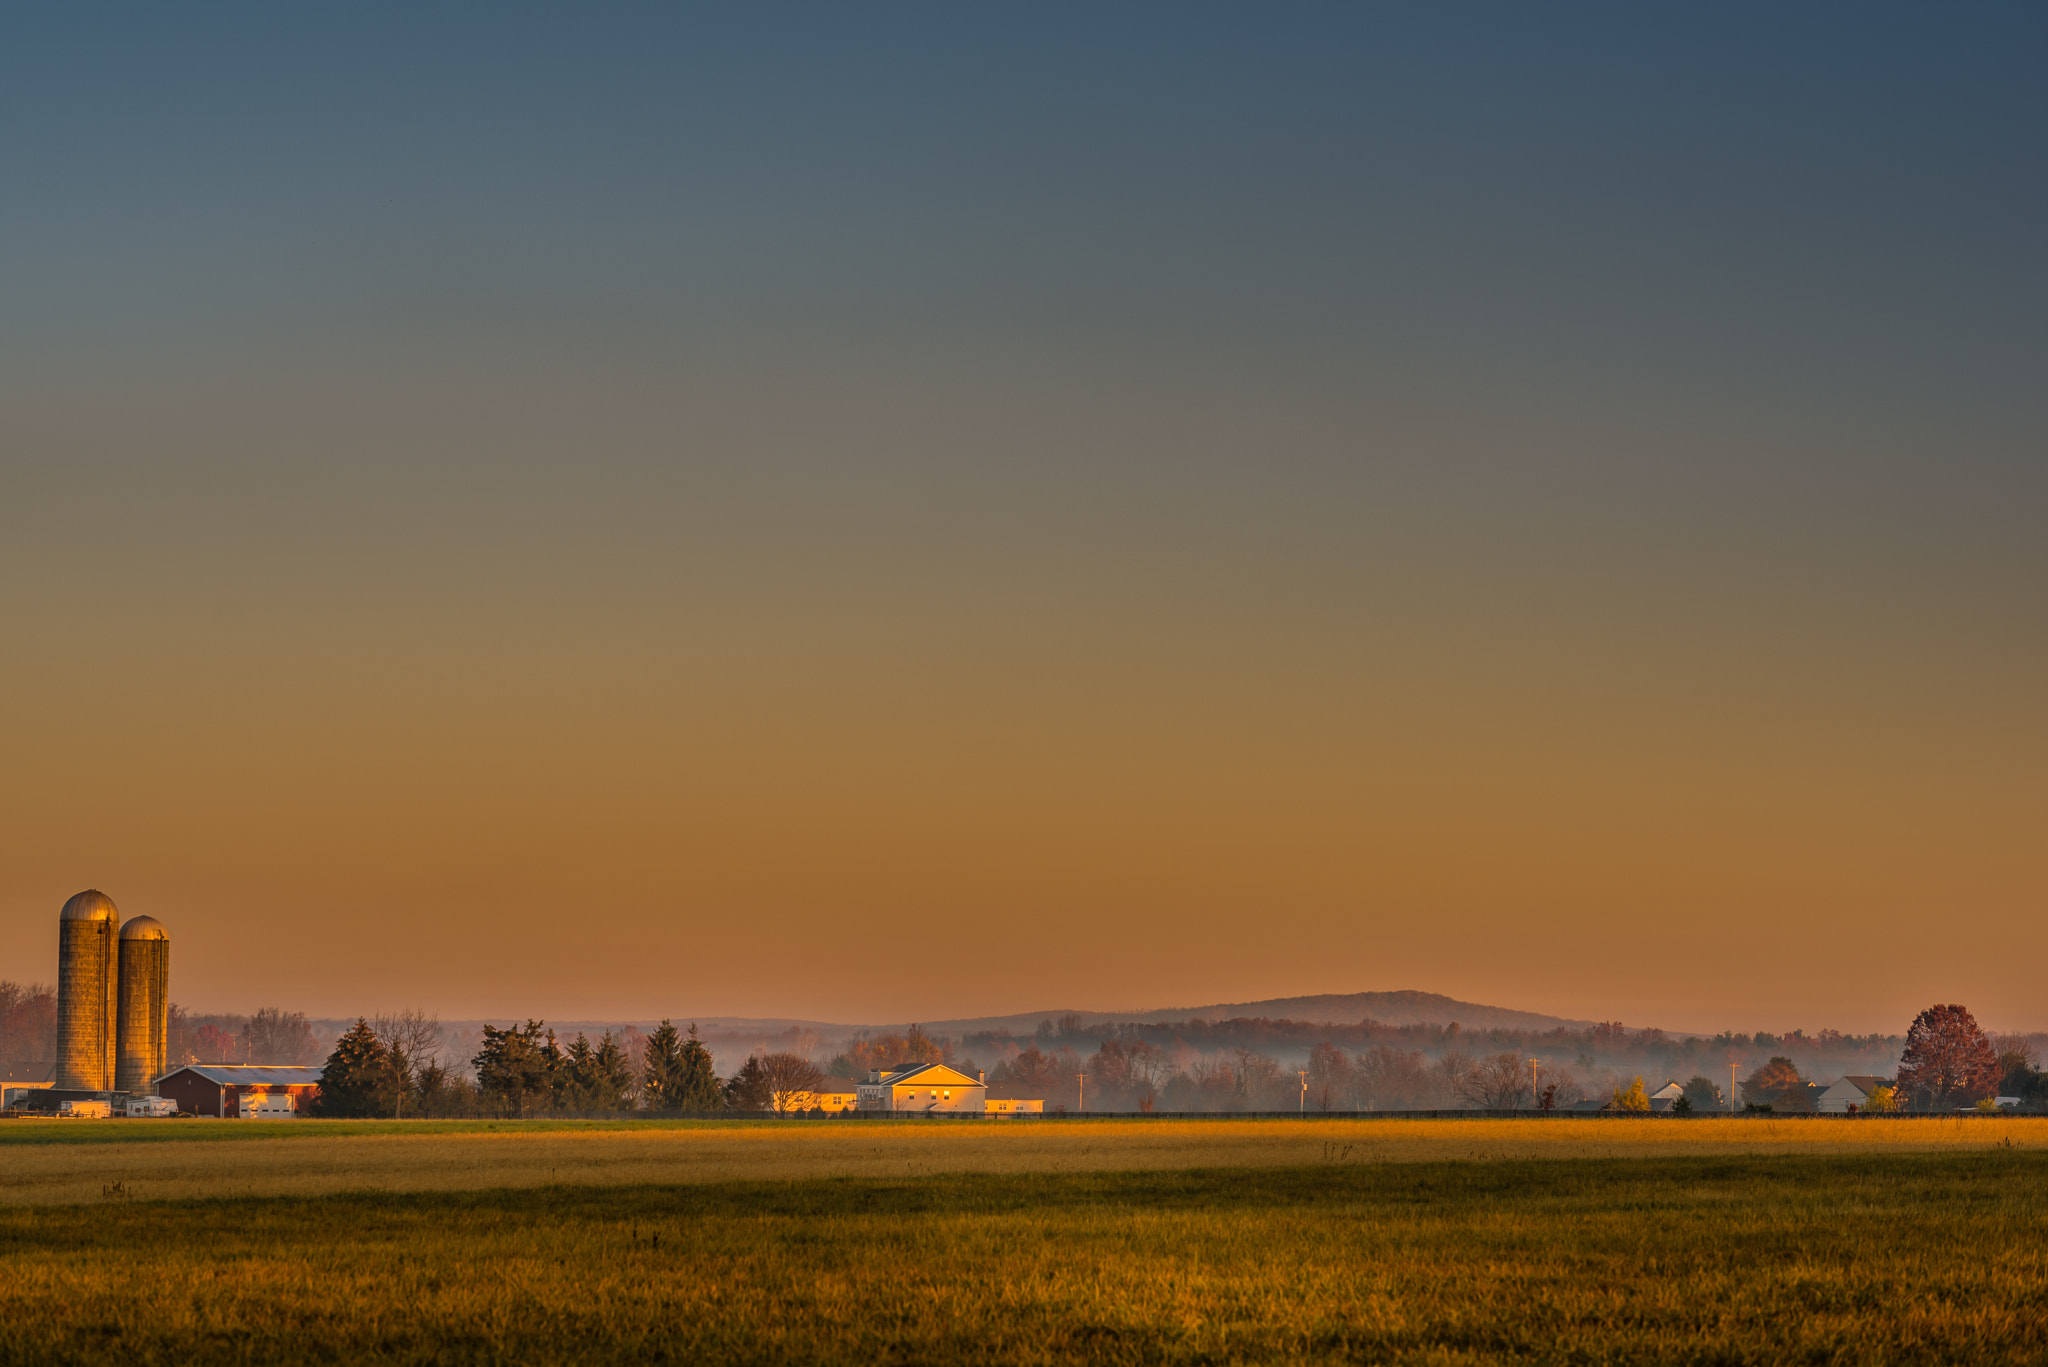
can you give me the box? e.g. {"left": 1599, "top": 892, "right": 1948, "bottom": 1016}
{"left": 2, "top": 1153, "right": 2044, "bottom": 1364}
{"left": 2, "top": 1114, "right": 2041, "bottom": 1206}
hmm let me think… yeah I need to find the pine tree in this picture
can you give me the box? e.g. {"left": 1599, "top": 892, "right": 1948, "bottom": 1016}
{"left": 723, "top": 1054, "right": 772, "bottom": 1111}
{"left": 677, "top": 1024, "right": 723, "bottom": 1110}
{"left": 560, "top": 1033, "right": 601, "bottom": 1111}
{"left": 595, "top": 1031, "right": 637, "bottom": 1110}
{"left": 642, "top": 1020, "right": 686, "bottom": 1110}
{"left": 313, "top": 1018, "right": 400, "bottom": 1118}
{"left": 473, "top": 1020, "right": 555, "bottom": 1117}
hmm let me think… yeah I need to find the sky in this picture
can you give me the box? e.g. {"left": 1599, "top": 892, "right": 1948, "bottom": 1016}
{"left": 2, "top": 5, "right": 2043, "bottom": 1034}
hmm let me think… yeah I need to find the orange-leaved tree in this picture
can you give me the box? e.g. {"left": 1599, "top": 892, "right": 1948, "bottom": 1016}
{"left": 1896, "top": 1004, "right": 2001, "bottom": 1109}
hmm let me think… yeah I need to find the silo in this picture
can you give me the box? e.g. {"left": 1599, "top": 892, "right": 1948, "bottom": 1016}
{"left": 116, "top": 916, "right": 171, "bottom": 1094}
{"left": 56, "top": 890, "right": 119, "bottom": 1091}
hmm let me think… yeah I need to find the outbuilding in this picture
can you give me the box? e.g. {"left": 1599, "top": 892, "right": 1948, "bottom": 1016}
{"left": 1817, "top": 1075, "right": 1894, "bottom": 1113}
{"left": 156, "top": 1064, "right": 323, "bottom": 1118}
{"left": 1, "top": 1061, "right": 55, "bottom": 1109}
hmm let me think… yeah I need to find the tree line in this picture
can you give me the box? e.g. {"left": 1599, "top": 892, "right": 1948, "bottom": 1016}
{"left": 312, "top": 1014, "right": 841, "bottom": 1119}
{"left": 0, "top": 983, "right": 320, "bottom": 1071}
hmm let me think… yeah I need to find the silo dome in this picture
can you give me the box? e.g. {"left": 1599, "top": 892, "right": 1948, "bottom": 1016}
{"left": 61, "top": 889, "right": 120, "bottom": 922}
{"left": 120, "top": 915, "right": 168, "bottom": 941}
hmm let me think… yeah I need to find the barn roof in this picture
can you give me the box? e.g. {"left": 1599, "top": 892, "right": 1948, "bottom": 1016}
{"left": 163, "top": 1064, "right": 325, "bottom": 1087}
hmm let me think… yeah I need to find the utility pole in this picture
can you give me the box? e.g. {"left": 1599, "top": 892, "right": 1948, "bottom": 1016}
{"left": 1298, "top": 1070, "right": 1308, "bottom": 1114}
{"left": 1529, "top": 1058, "right": 1541, "bottom": 1110}
{"left": 1077, "top": 1072, "right": 1085, "bottom": 1114}
{"left": 1730, "top": 1061, "right": 1739, "bottom": 1114}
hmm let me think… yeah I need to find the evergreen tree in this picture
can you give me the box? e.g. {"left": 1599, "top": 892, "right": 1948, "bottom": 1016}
{"left": 559, "top": 1033, "right": 602, "bottom": 1111}
{"left": 313, "top": 1018, "right": 400, "bottom": 1118}
{"left": 723, "top": 1054, "right": 773, "bottom": 1111}
{"left": 594, "top": 1031, "right": 637, "bottom": 1110}
{"left": 642, "top": 1020, "right": 686, "bottom": 1109}
{"left": 556, "top": 1031, "right": 638, "bottom": 1111}
{"left": 677, "top": 1024, "right": 723, "bottom": 1110}
{"left": 473, "top": 1020, "right": 556, "bottom": 1117}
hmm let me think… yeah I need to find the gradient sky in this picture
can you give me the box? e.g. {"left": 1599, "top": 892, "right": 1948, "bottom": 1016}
{"left": 3, "top": 5, "right": 2043, "bottom": 1033}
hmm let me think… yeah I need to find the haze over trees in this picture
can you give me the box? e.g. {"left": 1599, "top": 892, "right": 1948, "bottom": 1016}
{"left": 278, "top": 997, "right": 2047, "bottom": 1118}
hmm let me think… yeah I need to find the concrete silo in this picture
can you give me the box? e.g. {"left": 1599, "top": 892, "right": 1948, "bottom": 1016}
{"left": 56, "top": 890, "right": 120, "bottom": 1090}
{"left": 115, "top": 916, "right": 171, "bottom": 1094}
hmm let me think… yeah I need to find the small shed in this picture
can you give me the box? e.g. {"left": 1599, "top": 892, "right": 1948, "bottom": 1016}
{"left": 1, "top": 1062, "right": 55, "bottom": 1109}
{"left": 157, "top": 1064, "right": 324, "bottom": 1118}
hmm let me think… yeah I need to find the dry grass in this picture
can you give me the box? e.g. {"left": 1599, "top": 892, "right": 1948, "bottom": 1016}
{"left": 1, "top": 1153, "right": 2043, "bottom": 1364}
{"left": 2, "top": 1114, "right": 2041, "bottom": 1206}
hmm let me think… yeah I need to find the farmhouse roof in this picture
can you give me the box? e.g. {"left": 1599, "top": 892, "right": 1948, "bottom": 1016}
{"left": 163, "top": 1064, "right": 325, "bottom": 1087}
{"left": 1, "top": 1062, "right": 55, "bottom": 1086}
{"left": 868, "top": 1063, "right": 983, "bottom": 1089}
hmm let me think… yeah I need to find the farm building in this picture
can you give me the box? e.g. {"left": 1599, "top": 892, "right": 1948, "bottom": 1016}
{"left": 1, "top": 1061, "right": 55, "bottom": 1109}
{"left": 984, "top": 1092, "right": 1045, "bottom": 1116}
{"left": 856, "top": 1063, "right": 987, "bottom": 1113}
{"left": 1817, "top": 1076, "right": 1895, "bottom": 1113}
{"left": 157, "top": 1064, "right": 323, "bottom": 1118}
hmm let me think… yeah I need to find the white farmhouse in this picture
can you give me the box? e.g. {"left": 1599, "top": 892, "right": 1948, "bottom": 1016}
{"left": 856, "top": 1063, "right": 987, "bottom": 1113}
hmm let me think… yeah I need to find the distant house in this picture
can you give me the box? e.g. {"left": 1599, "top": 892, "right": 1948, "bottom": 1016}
{"left": 856, "top": 1063, "right": 987, "bottom": 1114}
{"left": 775, "top": 1076, "right": 862, "bottom": 1114}
{"left": 156, "top": 1064, "right": 323, "bottom": 1118}
{"left": 1648, "top": 1081, "right": 1686, "bottom": 1112}
{"left": 1818, "top": 1076, "right": 1895, "bottom": 1114}
{"left": 984, "top": 1092, "right": 1045, "bottom": 1117}
{"left": 1, "top": 1062, "right": 55, "bottom": 1109}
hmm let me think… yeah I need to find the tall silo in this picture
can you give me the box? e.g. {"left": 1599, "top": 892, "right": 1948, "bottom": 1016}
{"left": 115, "top": 916, "right": 171, "bottom": 1094}
{"left": 56, "top": 890, "right": 120, "bottom": 1091}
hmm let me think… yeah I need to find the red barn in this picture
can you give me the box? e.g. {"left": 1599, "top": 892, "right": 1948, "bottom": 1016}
{"left": 156, "top": 1064, "right": 324, "bottom": 1118}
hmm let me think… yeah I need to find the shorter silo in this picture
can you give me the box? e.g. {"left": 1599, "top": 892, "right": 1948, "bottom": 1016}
{"left": 116, "top": 916, "right": 171, "bottom": 1094}
{"left": 56, "top": 890, "right": 120, "bottom": 1091}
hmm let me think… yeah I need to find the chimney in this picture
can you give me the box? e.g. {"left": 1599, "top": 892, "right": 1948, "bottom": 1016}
{"left": 978, "top": 1070, "right": 986, "bottom": 1084}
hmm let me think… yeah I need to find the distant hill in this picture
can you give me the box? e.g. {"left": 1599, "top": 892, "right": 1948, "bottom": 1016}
{"left": 318, "top": 992, "right": 1591, "bottom": 1056}
{"left": 921, "top": 990, "right": 1592, "bottom": 1037}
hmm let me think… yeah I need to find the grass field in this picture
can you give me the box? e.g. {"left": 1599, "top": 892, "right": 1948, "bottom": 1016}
{"left": 3, "top": 1121, "right": 2044, "bottom": 1364}
{"left": 2, "top": 1114, "right": 2041, "bottom": 1206}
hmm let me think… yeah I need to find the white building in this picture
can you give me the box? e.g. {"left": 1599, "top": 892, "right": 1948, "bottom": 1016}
{"left": 856, "top": 1063, "right": 987, "bottom": 1113}
{"left": 1817, "top": 1075, "right": 1894, "bottom": 1113}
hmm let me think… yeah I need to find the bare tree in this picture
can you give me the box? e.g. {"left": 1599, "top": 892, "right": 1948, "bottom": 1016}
{"left": 241, "top": 1007, "right": 320, "bottom": 1065}
{"left": 1352, "top": 1046, "right": 1430, "bottom": 1110}
{"left": 1434, "top": 1050, "right": 1476, "bottom": 1107}
{"left": 759, "top": 1052, "right": 826, "bottom": 1113}
{"left": 1541, "top": 1067, "right": 1589, "bottom": 1108}
{"left": 372, "top": 1009, "right": 444, "bottom": 1094}
{"left": 1462, "top": 1051, "right": 1532, "bottom": 1109}
{"left": 1304, "top": 1042, "right": 1353, "bottom": 1111}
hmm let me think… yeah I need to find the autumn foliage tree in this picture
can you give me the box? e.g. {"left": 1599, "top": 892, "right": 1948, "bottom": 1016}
{"left": 1740, "top": 1056, "right": 1814, "bottom": 1111}
{"left": 1896, "top": 1004, "right": 2001, "bottom": 1109}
